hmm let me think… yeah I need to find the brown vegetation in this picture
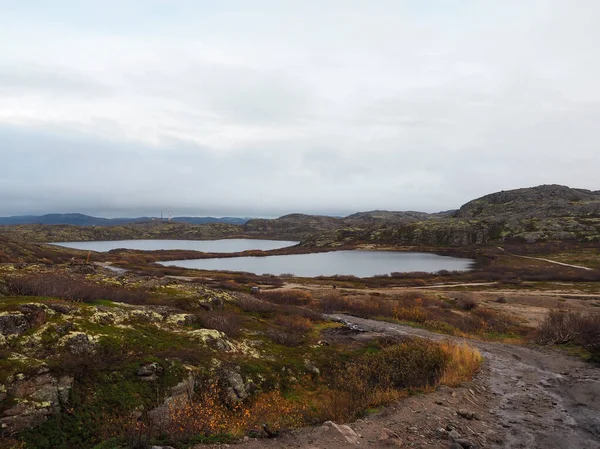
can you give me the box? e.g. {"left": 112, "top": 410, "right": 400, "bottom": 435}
{"left": 537, "top": 310, "right": 600, "bottom": 361}
{"left": 5, "top": 272, "right": 149, "bottom": 304}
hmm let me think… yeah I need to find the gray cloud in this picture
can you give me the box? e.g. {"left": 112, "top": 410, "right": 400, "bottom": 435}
{"left": 1, "top": 1, "right": 599, "bottom": 217}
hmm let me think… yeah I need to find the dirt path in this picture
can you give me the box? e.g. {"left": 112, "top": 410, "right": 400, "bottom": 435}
{"left": 327, "top": 315, "right": 600, "bottom": 449}
{"left": 497, "top": 247, "right": 594, "bottom": 271}
{"left": 218, "top": 316, "right": 600, "bottom": 449}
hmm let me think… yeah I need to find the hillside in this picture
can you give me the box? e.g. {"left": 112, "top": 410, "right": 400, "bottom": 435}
{"left": 0, "top": 214, "right": 250, "bottom": 226}
{"left": 454, "top": 185, "right": 600, "bottom": 219}
{"left": 2, "top": 185, "right": 599, "bottom": 247}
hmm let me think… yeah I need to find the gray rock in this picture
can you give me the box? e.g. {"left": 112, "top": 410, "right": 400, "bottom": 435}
{"left": 450, "top": 444, "right": 464, "bottom": 449}
{"left": 305, "top": 362, "right": 320, "bottom": 376}
{"left": 137, "top": 362, "right": 164, "bottom": 381}
{"left": 18, "top": 304, "right": 47, "bottom": 327}
{"left": 62, "top": 332, "right": 96, "bottom": 355}
{"left": 454, "top": 439, "right": 476, "bottom": 448}
{"left": 457, "top": 409, "right": 476, "bottom": 420}
{"left": 448, "top": 429, "right": 461, "bottom": 441}
{"left": 0, "top": 373, "right": 73, "bottom": 432}
{"left": 0, "top": 312, "right": 30, "bottom": 336}
{"left": 222, "top": 367, "right": 249, "bottom": 401}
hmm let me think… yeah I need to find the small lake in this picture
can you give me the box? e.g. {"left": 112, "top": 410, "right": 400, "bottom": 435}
{"left": 160, "top": 251, "right": 474, "bottom": 277}
{"left": 52, "top": 239, "right": 298, "bottom": 253}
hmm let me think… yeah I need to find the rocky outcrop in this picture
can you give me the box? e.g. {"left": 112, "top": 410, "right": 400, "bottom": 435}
{"left": 0, "top": 369, "right": 73, "bottom": 433}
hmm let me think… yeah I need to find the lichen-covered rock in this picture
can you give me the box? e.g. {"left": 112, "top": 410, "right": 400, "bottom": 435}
{"left": 0, "top": 312, "right": 30, "bottom": 336}
{"left": 187, "top": 329, "right": 234, "bottom": 351}
{"left": 165, "top": 313, "right": 196, "bottom": 327}
{"left": 221, "top": 366, "right": 249, "bottom": 401}
{"left": 0, "top": 370, "right": 73, "bottom": 433}
{"left": 18, "top": 304, "right": 48, "bottom": 327}
{"left": 59, "top": 332, "right": 97, "bottom": 355}
{"left": 128, "top": 309, "right": 163, "bottom": 324}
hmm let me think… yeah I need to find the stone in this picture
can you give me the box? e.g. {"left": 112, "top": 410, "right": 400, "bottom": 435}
{"left": 304, "top": 361, "right": 320, "bottom": 376}
{"left": 448, "top": 429, "right": 461, "bottom": 441}
{"left": 0, "top": 312, "right": 30, "bottom": 336}
{"left": 457, "top": 409, "right": 476, "bottom": 420}
{"left": 450, "top": 444, "right": 464, "bottom": 449}
{"left": 18, "top": 304, "right": 47, "bottom": 327}
{"left": 0, "top": 373, "right": 73, "bottom": 432}
{"left": 188, "top": 329, "right": 234, "bottom": 351}
{"left": 222, "top": 367, "right": 249, "bottom": 401}
{"left": 60, "top": 332, "right": 97, "bottom": 355}
{"left": 379, "top": 427, "right": 403, "bottom": 446}
{"left": 321, "top": 421, "right": 361, "bottom": 445}
{"left": 137, "top": 362, "right": 164, "bottom": 381}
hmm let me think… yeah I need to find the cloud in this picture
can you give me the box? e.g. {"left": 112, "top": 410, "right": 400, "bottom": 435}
{"left": 0, "top": 1, "right": 599, "bottom": 217}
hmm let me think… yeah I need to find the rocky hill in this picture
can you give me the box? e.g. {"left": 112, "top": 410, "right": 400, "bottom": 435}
{"left": 0, "top": 213, "right": 250, "bottom": 226}
{"left": 454, "top": 185, "right": 600, "bottom": 219}
{"left": 2, "top": 185, "right": 599, "bottom": 247}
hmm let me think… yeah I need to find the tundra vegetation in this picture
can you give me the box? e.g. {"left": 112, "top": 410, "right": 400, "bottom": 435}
{"left": 0, "top": 265, "right": 483, "bottom": 449}
{"left": 0, "top": 185, "right": 599, "bottom": 448}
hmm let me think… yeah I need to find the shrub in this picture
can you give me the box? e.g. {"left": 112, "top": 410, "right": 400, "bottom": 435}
{"left": 259, "top": 290, "right": 313, "bottom": 306}
{"left": 457, "top": 296, "right": 478, "bottom": 311}
{"left": 536, "top": 310, "right": 583, "bottom": 344}
{"left": 6, "top": 273, "right": 149, "bottom": 305}
{"left": 537, "top": 310, "right": 600, "bottom": 360}
{"left": 317, "top": 292, "right": 349, "bottom": 313}
{"left": 274, "top": 314, "right": 313, "bottom": 333}
{"left": 195, "top": 311, "right": 245, "bottom": 338}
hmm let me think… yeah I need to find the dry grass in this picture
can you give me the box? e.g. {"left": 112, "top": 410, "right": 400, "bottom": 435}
{"left": 259, "top": 289, "right": 313, "bottom": 306}
{"left": 439, "top": 341, "right": 483, "bottom": 387}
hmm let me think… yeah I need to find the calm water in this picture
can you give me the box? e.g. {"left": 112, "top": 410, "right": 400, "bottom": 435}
{"left": 52, "top": 239, "right": 298, "bottom": 253}
{"left": 160, "top": 250, "right": 473, "bottom": 277}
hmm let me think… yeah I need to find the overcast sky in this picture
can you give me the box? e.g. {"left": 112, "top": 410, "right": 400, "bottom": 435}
{"left": 1, "top": 1, "right": 599, "bottom": 217}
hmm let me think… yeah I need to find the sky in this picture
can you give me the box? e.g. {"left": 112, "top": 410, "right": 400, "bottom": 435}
{"left": 1, "top": 0, "right": 599, "bottom": 218}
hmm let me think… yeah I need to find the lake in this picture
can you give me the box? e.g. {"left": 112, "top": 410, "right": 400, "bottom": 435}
{"left": 52, "top": 239, "right": 298, "bottom": 253}
{"left": 159, "top": 250, "right": 474, "bottom": 277}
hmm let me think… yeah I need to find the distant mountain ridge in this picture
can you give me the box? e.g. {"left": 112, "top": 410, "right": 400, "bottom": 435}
{"left": 2, "top": 185, "right": 599, "bottom": 246}
{"left": 0, "top": 213, "right": 250, "bottom": 226}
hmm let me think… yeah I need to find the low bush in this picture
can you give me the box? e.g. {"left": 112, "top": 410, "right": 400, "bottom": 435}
{"left": 195, "top": 311, "right": 245, "bottom": 338}
{"left": 259, "top": 290, "right": 313, "bottom": 306}
{"left": 457, "top": 296, "right": 478, "bottom": 311}
{"left": 6, "top": 273, "right": 149, "bottom": 304}
{"left": 537, "top": 310, "right": 600, "bottom": 361}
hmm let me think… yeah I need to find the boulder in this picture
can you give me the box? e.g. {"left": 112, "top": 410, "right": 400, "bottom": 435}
{"left": 222, "top": 366, "right": 249, "bottom": 401}
{"left": 187, "top": 329, "right": 234, "bottom": 351}
{"left": 0, "top": 312, "right": 30, "bottom": 336}
{"left": 320, "top": 421, "right": 361, "bottom": 445}
{"left": 18, "top": 304, "right": 47, "bottom": 327}
{"left": 59, "top": 332, "right": 97, "bottom": 355}
{"left": 0, "top": 372, "right": 73, "bottom": 432}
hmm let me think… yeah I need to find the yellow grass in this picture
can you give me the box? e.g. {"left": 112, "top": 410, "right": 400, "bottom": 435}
{"left": 439, "top": 341, "right": 483, "bottom": 387}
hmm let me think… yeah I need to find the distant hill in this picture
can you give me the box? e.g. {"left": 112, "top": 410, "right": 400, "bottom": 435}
{"left": 2, "top": 185, "right": 599, "bottom": 246}
{"left": 0, "top": 213, "right": 250, "bottom": 226}
{"left": 453, "top": 184, "right": 600, "bottom": 219}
